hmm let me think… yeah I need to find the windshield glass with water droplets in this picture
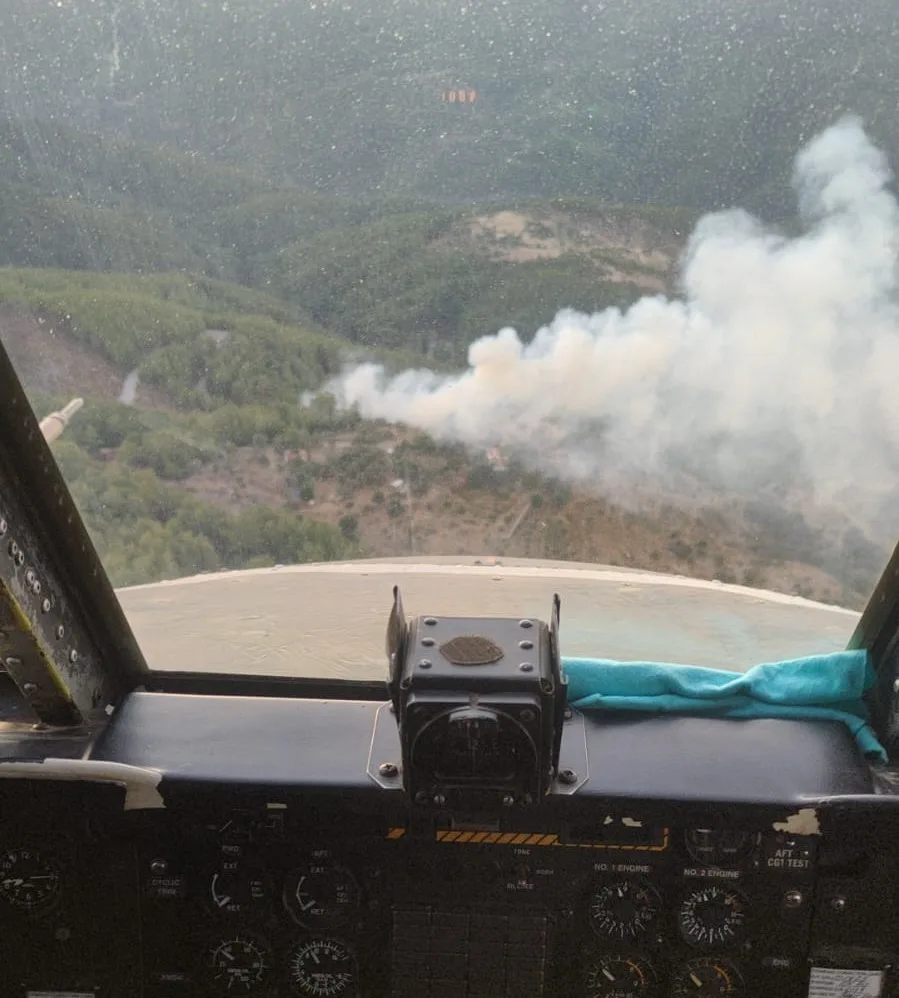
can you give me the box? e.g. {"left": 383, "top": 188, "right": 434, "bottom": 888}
{"left": 0, "top": 0, "right": 897, "bottom": 672}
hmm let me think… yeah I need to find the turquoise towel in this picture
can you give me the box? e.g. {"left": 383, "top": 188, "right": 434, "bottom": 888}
{"left": 562, "top": 650, "right": 886, "bottom": 763}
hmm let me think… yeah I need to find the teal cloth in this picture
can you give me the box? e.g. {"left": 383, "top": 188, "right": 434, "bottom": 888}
{"left": 562, "top": 650, "right": 886, "bottom": 763}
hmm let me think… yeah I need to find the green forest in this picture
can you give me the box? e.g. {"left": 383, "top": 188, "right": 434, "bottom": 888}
{"left": 0, "top": 194, "right": 669, "bottom": 588}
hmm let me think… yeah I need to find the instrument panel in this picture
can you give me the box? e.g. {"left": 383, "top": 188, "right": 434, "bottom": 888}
{"left": 1, "top": 697, "right": 896, "bottom": 998}
{"left": 2, "top": 785, "right": 868, "bottom": 998}
{"left": 134, "top": 808, "right": 819, "bottom": 998}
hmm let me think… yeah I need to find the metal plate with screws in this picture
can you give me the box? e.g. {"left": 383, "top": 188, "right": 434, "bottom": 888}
{"left": 0, "top": 339, "right": 149, "bottom": 727}
{"left": 0, "top": 504, "right": 96, "bottom": 726}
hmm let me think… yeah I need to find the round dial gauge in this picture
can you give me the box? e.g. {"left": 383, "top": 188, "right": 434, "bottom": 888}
{"left": 589, "top": 880, "right": 661, "bottom": 940}
{"left": 283, "top": 860, "right": 360, "bottom": 929}
{"left": 671, "top": 957, "right": 744, "bottom": 996}
{"left": 584, "top": 953, "right": 658, "bottom": 998}
{"left": 0, "top": 848, "right": 62, "bottom": 911}
{"left": 210, "top": 861, "right": 269, "bottom": 916}
{"left": 287, "top": 937, "right": 357, "bottom": 997}
{"left": 208, "top": 936, "right": 271, "bottom": 995}
{"left": 214, "top": 811, "right": 256, "bottom": 845}
{"left": 685, "top": 830, "right": 752, "bottom": 867}
{"left": 677, "top": 886, "right": 747, "bottom": 947}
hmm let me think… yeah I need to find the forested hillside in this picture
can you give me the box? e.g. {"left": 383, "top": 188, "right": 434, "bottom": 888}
{"left": 0, "top": 185, "right": 709, "bottom": 591}
{"left": 0, "top": 0, "right": 894, "bottom": 606}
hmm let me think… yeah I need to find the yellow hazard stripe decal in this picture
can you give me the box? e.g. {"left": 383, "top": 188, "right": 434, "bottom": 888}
{"left": 386, "top": 827, "right": 669, "bottom": 851}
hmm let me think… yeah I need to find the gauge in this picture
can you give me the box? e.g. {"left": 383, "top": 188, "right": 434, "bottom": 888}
{"left": 0, "top": 848, "right": 62, "bottom": 912}
{"left": 670, "top": 957, "right": 744, "bottom": 995}
{"left": 677, "top": 886, "right": 747, "bottom": 947}
{"left": 284, "top": 859, "right": 360, "bottom": 929}
{"left": 589, "top": 880, "right": 661, "bottom": 940}
{"left": 214, "top": 811, "right": 255, "bottom": 845}
{"left": 684, "top": 830, "right": 752, "bottom": 867}
{"left": 208, "top": 935, "right": 271, "bottom": 995}
{"left": 210, "top": 861, "right": 269, "bottom": 916}
{"left": 287, "top": 937, "right": 357, "bottom": 997}
{"left": 584, "top": 953, "right": 658, "bottom": 998}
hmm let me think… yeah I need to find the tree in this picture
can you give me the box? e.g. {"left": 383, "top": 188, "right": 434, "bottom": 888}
{"left": 339, "top": 514, "right": 359, "bottom": 541}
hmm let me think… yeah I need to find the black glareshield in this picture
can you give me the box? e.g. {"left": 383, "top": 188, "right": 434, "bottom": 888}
{"left": 386, "top": 587, "right": 567, "bottom": 810}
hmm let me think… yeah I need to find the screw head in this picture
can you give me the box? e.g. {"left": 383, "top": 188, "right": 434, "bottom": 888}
{"left": 783, "top": 890, "right": 804, "bottom": 909}
{"left": 519, "top": 662, "right": 533, "bottom": 672}
{"left": 418, "top": 659, "right": 432, "bottom": 669}
{"left": 558, "top": 768, "right": 577, "bottom": 785}
{"left": 378, "top": 762, "right": 398, "bottom": 777}
{"left": 22, "top": 681, "right": 37, "bottom": 694}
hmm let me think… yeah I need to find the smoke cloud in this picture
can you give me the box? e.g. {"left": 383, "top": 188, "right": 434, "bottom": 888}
{"left": 324, "top": 117, "right": 899, "bottom": 542}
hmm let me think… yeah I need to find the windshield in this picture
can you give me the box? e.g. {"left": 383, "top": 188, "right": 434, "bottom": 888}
{"left": 1, "top": 0, "right": 896, "bottom": 676}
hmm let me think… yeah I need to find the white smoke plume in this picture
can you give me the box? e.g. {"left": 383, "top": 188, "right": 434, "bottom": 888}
{"left": 325, "top": 117, "right": 899, "bottom": 541}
